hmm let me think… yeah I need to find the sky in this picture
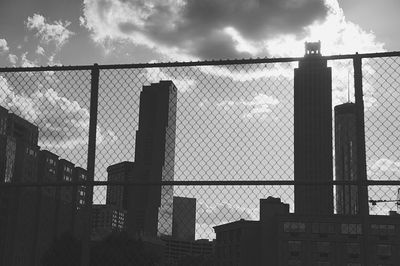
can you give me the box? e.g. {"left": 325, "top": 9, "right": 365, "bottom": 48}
{"left": 1, "top": 0, "right": 400, "bottom": 239}
{"left": 0, "top": 0, "right": 399, "bottom": 67}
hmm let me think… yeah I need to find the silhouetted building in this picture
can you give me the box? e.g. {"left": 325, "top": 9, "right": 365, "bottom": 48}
{"left": 278, "top": 214, "right": 400, "bottom": 265}
{"left": 214, "top": 197, "right": 400, "bottom": 266}
{"left": 73, "top": 166, "right": 87, "bottom": 238}
{"left": 106, "top": 161, "right": 135, "bottom": 209}
{"left": 91, "top": 204, "right": 126, "bottom": 240}
{"left": 161, "top": 236, "right": 214, "bottom": 265}
{"left": 335, "top": 102, "right": 359, "bottom": 215}
{"left": 0, "top": 107, "right": 39, "bottom": 266}
{"left": 172, "top": 196, "right": 196, "bottom": 241}
{"left": 214, "top": 197, "right": 289, "bottom": 266}
{"left": 214, "top": 219, "right": 261, "bottom": 266}
{"left": 126, "top": 81, "right": 177, "bottom": 238}
{"left": 54, "top": 159, "right": 75, "bottom": 237}
{"left": 34, "top": 150, "right": 59, "bottom": 265}
{"left": 294, "top": 41, "right": 333, "bottom": 215}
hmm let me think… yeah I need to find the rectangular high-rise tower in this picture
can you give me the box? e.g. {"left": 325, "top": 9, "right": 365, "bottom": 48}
{"left": 335, "top": 102, "right": 359, "bottom": 215}
{"left": 294, "top": 42, "right": 333, "bottom": 215}
{"left": 126, "top": 81, "right": 177, "bottom": 238}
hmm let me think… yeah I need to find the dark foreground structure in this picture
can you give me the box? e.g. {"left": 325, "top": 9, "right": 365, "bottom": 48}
{"left": 213, "top": 43, "right": 400, "bottom": 266}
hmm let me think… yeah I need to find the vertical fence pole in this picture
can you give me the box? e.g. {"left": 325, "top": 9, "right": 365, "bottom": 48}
{"left": 353, "top": 53, "right": 368, "bottom": 266}
{"left": 353, "top": 54, "right": 369, "bottom": 216}
{"left": 81, "top": 63, "right": 99, "bottom": 266}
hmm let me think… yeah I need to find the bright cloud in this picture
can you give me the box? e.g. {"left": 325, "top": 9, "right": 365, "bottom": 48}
{"left": 143, "top": 62, "right": 195, "bottom": 92}
{"left": 371, "top": 158, "right": 400, "bottom": 173}
{"left": 265, "top": 0, "right": 384, "bottom": 57}
{"left": 0, "top": 75, "right": 115, "bottom": 149}
{"left": 82, "top": 0, "right": 384, "bottom": 61}
{"left": 26, "top": 14, "right": 74, "bottom": 48}
{"left": 8, "top": 54, "right": 18, "bottom": 65}
{"left": 21, "top": 52, "right": 38, "bottom": 67}
{"left": 215, "top": 94, "right": 280, "bottom": 119}
{"left": 36, "top": 46, "right": 45, "bottom": 55}
{"left": 0, "top": 39, "right": 9, "bottom": 53}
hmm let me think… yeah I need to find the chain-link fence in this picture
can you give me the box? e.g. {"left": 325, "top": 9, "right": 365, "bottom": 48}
{"left": 0, "top": 52, "right": 399, "bottom": 265}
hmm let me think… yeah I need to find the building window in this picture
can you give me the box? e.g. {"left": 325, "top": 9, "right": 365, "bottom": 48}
{"left": 312, "top": 223, "right": 335, "bottom": 234}
{"left": 377, "top": 244, "right": 391, "bottom": 259}
{"left": 341, "top": 223, "right": 362, "bottom": 235}
{"left": 316, "top": 242, "right": 330, "bottom": 257}
{"left": 371, "top": 224, "right": 396, "bottom": 236}
{"left": 64, "top": 174, "right": 72, "bottom": 181}
{"left": 284, "top": 222, "right": 306, "bottom": 233}
{"left": 346, "top": 243, "right": 360, "bottom": 259}
{"left": 288, "top": 260, "right": 301, "bottom": 266}
{"left": 316, "top": 262, "right": 330, "bottom": 266}
{"left": 288, "top": 240, "right": 301, "bottom": 257}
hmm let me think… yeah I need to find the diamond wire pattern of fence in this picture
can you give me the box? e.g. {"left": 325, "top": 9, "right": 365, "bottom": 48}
{"left": 0, "top": 53, "right": 400, "bottom": 265}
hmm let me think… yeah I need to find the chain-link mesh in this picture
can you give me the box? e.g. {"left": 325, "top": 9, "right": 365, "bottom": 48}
{"left": 0, "top": 54, "right": 399, "bottom": 265}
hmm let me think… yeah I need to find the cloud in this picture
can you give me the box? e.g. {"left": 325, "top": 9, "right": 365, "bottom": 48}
{"left": 8, "top": 54, "right": 18, "bottom": 65}
{"left": 371, "top": 158, "right": 400, "bottom": 173}
{"left": 0, "top": 39, "right": 9, "bottom": 53}
{"left": 197, "top": 201, "right": 256, "bottom": 226}
{"left": 82, "top": 0, "right": 384, "bottom": 61}
{"left": 142, "top": 62, "right": 196, "bottom": 92}
{"left": 82, "top": 0, "right": 328, "bottom": 60}
{"left": 36, "top": 46, "right": 45, "bottom": 55}
{"left": 0, "top": 75, "right": 116, "bottom": 149}
{"left": 26, "top": 14, "right": 74, "bottom": 48}
{"left": 214, "top": 94, "right": 280, "bottom": 119}
{"left": 265, "top": 0, "right": 384, "bottom": 57}
{"left": 20, "top": 52, "right": 38, "bottom": 68}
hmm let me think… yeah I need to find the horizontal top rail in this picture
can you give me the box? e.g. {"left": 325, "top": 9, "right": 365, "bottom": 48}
{"left": 1, "top": 180, "right": 400, "bottom": 187}
{"left": 1, "top": 51, "right": 399, "bottom": 72}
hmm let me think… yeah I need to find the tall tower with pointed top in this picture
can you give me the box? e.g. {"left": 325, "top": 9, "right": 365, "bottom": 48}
{"left": 294, "top": 42, "right": 333, "bottom": 215}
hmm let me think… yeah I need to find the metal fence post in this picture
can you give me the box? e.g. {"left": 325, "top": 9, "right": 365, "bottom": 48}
{"left": 353, "top": 53, "right": 369, "bottom": 266}
{"left": 353, "top": 54, "right": 369, "bottom": 216}
{"left": 81, "top": 63, "right": 99, "bottom": 266}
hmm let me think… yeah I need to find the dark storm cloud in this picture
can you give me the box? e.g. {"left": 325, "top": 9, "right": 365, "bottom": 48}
{"left": 84, "top": 0, "right": 329, "bottom": 59}
{"left": 180, "top": 0, "right": 327, "bottom": 40}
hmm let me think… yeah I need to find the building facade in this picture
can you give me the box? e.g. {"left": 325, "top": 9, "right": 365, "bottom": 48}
{"left": 127, "top": 81, "right": 177, "bottom": 238}
{"left": 0, "top": 107, "right": 40, "bottom": 266}
{"left": 294, "top": 41, "right": 333, "bottom": 215}
{"left": 172, "top": 196, "right": 196, "bottom": 241}
{"left": 91, "top": 204, "right": 126, "bottom": 240}
{"left": 335, "top": 102, "right": 360, "bottom": 215}
{"left": 161, "top": 236, "right": 214, "bottom": 265}
{"left": 106, "top": 161, "right": 135, "bottom": 210}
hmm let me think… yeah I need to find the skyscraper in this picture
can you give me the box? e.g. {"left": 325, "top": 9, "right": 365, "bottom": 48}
{"left": 294, "top": 42, "right": 333, "bottom": 215}
{"left": 126, "top": 81, "right": 177, "bottom": 237}
{"left": 335, "top": 102, "right": 359, "bottom": 215}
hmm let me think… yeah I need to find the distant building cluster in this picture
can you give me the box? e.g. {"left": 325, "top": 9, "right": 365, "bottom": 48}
{"left": 0, "top": 105, "right": 87, "bottom": 266}
{"left": 213, "top": 42, "right": 400, "bottom": 266}
{"left": 0, "top": 81, "right": 214, "bottom": 266}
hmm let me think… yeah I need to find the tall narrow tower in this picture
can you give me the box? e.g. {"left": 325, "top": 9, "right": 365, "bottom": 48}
{"left": 127, "top": 81, "right": 177, "bottom": 237}
{"left": 294, "top": 42, "right": 333, "bottom": 215}
{"left": 335, "top": 102, "right": 359, "bottom": 215}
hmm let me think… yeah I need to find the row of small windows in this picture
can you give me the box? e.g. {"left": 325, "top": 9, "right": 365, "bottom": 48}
{"left": 283, "top": 222, "right": 370, "bottom": 235}
{"left": 287, "top": 240, "right": 393, "bottom": 261}
{"left": 283, "top": 222, "right": 392, "bottom": 235}
{"left": 25, "top": 147, "right": 37, "bottom": 157}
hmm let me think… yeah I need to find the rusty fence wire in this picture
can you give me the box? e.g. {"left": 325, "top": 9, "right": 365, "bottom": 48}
{"left": 0, "top": 52, "right": 399, "bottom": 265}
